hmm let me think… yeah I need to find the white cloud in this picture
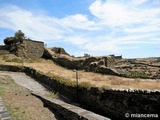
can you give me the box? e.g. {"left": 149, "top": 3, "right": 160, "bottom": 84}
{"left": 83, "top": 41, "right": 120, "bottom": 53}
{"left": 89, "top": 0, "right": 160, "bottom": 27}
{"left": 130, "top": 0, "right": 148, "bottom": 6}
{"left": 64, "top": 36, "right": 88, "bottom": 45}
{"left": 60, "top": 14, "right": 97, "bottom": 30}
{"left": 0, "top": 0, "right": 160, "bottom": 57}
{"left": 115, "top": 34, "right": 155, "bottom": 44}
{"left": 78, "top": 33, "right": 155, "bottom": 53}
{"left": 124, "top": 25, "right": 160, "bottom": 33}
{"left": 0, "top": 5, "right": 97, "bottom": 41}
{"left": 0, "top": 6, "right": 64, "bottom": 41}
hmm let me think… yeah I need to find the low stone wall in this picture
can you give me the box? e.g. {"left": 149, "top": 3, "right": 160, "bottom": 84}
{"left": 32, "top": 93, "right": 110, "bottom": 120}
{"left": 0, "top": 64, "right": 160, "bottom": 119}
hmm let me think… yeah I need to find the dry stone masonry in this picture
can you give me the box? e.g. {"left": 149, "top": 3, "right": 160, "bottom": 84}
{"left": 0, "top": 97, "right": 11, "bottom": 120}
{"left": 16, "top": 40, "right": 44, "bottom": 58}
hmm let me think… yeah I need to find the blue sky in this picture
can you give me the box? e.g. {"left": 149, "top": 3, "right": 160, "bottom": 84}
{"left": 0, "top": 0, "right": 160, "bottom": 58}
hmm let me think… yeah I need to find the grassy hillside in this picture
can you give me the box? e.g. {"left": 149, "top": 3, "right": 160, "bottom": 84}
{"left": 0, "top": 54, "right": 160, "bottom": 90}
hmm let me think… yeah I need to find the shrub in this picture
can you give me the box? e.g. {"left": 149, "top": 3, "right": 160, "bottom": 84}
{"left": 78, "top": 81, "right": 92, "bottom": 89}
{"left": 4, "top": 30, "right": 25, "bottom": 46}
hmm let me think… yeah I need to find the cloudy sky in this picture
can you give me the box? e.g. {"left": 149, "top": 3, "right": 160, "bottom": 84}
{"left": 0, "top": 0, "right": 160, "bottom": 58}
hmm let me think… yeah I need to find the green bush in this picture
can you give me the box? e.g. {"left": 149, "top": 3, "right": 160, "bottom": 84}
{"left": 4, "top": 30, "right": 25, "bottom": 46}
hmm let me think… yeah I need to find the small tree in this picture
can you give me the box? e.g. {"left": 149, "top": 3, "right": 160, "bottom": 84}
{"left": 14, "top": 30, "right": 25, "bottom": 43}
{"left": 3, "top": 30, "right": 25, "bottom": 45}
{"left": 4, "top": 37, "right": 16, "bottom": 45}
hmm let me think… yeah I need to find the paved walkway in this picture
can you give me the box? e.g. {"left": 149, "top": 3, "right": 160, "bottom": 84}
{"left": 0, "top": 71, "right": 57, "bottom": 120}
{"left": 0, "top": 71, "right": 50, "bottom": 96}
{"left": 0, "top": 97, "right": 11, "bottom": 120}
{"left": 0, "top": 71, "right": 110, "bottom": 120}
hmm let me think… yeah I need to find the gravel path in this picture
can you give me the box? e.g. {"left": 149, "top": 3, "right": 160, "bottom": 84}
{"left": 0, "top": 71, "right": 50, "bottom": 96}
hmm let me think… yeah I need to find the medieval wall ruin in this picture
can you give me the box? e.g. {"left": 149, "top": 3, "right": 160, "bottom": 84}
{"left": 16, "top": 40, "right": 44, "bottom": 58}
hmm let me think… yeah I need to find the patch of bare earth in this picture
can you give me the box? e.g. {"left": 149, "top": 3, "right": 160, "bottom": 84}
{"left": 0, "top": 75, "right": 57, "bottom": 120}
{"left": 0, "top": 57, "right": 160, "bottom": 90}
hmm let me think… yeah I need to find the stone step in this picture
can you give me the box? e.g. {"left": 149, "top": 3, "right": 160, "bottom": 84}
{"left": 0, "top": 97, "right": 12, "bottom": 120}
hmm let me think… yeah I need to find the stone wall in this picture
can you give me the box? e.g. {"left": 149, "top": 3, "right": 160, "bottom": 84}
{"left": 103, "top": 56, "right": 115, "bottom": 68}
{"left": 0, "top": 64, "right": 159, "bottom": 120}
{"left": 32, "top": 93, "right": 110, "bottom": 120}
{"left": 16, "top": 40, "right": 44, "bottom": 58}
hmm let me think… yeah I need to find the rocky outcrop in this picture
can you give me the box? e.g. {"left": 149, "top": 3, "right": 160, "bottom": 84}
{"left": 115, "top": 57, "right": 160, "bottom": 78}
{"left": 51, "top": 47, "right": 70, "bottom": 56}
{"left": 43, "top": 48, "right": 119, "bottom": 75}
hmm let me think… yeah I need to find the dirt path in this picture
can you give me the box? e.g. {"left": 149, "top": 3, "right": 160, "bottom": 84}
{"left": 0, "top": 71, "right": 50, "bottom": 96}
